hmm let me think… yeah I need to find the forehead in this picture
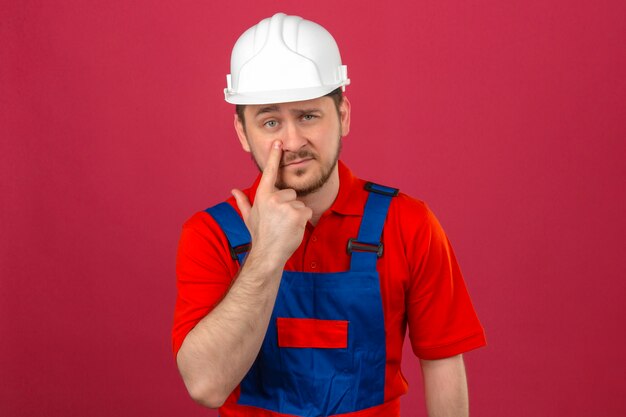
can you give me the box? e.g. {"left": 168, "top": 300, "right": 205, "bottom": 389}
{"left": 244, "top": 96, "right": 333, "bottom": 118}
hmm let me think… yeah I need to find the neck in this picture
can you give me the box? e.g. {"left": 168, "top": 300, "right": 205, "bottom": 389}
{"left": 298, "top": 165, "right": 340, "bottom": 226}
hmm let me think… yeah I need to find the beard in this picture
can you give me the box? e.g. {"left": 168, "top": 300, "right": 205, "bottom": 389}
{"left": 251, "top": 138, "right": 342, "bottom": 197}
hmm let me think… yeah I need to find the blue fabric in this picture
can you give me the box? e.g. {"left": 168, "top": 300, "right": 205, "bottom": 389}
{"left": 205, "top": 202, "right": 251, "bottom": 265}
{"left": 350, "top": 186, "right": 395, "bottom": 272}
{"left": 205, "top": 183, "right": 396, "bottom": 416}
{"left": 238, "top": 270, "right": 386, "bottom": 416}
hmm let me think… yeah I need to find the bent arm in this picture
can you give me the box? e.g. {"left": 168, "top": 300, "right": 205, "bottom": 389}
{"left": 176, "top": 249, "right": 283, "bottom": 408}
{"left": 420, "top": 354, "right": 469, "bottom": 417}
{"left": 176, "top": 141, "right": 312, "bottom": 408}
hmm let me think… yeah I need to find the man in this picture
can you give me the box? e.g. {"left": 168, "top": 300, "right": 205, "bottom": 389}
{"left": 173, "top": 13, "right": 486, "bottom": 417}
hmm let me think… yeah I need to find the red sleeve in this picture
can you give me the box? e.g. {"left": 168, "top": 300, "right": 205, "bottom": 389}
{"left": 405, "top": 204, "right": 486, "bottom": 360}
{"left": 172, "top": 210, "right": 239, "bottom": 358}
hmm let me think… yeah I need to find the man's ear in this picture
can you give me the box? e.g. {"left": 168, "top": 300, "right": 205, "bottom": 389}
{"left": 234, "top": 114, "right": 251, "bottom": 152}
{"left": 339, "top": 95, "right": 351, "bottom": 137}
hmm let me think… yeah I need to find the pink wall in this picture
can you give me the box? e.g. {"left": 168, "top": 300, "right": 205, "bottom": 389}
{"left": 2, "top": 1, "right": 624, "bottom": 416}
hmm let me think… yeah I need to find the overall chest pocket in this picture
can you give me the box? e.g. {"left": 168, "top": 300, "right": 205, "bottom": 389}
{"left": 277, "top": 318, "right": 348, "bottom": 349}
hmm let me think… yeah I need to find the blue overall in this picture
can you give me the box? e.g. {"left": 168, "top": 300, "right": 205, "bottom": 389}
{"left": 205, "top": 182, "right": 398, "bottom": 417}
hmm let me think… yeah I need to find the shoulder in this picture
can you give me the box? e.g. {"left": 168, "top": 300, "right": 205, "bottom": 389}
{"left": 391, "top": 191, "right": 430, "bottom": 217}
{"left": 178, "top": 197, "right": 242, "bottom": 263}
{"left": 181, "top": 196, "right": 241, "bottom": 235}
{"left": 343, "top": 169, "right": 439, "bottom": 231}
{"left": 181, "top": 207, "right": 224, "bottom": 240}
{"left": 183, "top": 198, "right": 232, "bottom": 221}
{"left": 382, "top": 189, "right": 450, "bottom": 254}
{"left": 386, "top": 190, "right": 437, "bottom": 230}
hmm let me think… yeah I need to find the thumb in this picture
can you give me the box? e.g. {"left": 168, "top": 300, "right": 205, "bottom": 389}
{"left": 231, "top": 189, "right": 251, "bottom": 224}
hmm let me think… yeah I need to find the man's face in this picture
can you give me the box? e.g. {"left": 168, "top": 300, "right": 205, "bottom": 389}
{"left": 234, "top": 95, "right": 351, "bottom": 196}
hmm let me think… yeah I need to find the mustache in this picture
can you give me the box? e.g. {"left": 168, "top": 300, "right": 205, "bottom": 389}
{"left": 281, "top": 149, "right": 317, "bottom": 165}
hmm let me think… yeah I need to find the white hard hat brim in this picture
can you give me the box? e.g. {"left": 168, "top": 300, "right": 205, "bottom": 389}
{"left": 225, "top": 84, "right": 344, "bottom": 105}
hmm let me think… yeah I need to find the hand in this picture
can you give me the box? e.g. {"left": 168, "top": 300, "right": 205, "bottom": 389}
{"left": 232, "top": 140, "right": 312, "bottom": 266}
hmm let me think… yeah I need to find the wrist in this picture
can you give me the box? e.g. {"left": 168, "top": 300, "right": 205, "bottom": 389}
{"left": 243, "top": 246, "right": 286, "bottom": 278}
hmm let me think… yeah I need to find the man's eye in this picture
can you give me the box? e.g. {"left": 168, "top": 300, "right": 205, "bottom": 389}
{"left": 302, "top": 114, "right": 317, "bottom": 121}
{"left": 264, "top": 120, "right": 278, "bottom": 128}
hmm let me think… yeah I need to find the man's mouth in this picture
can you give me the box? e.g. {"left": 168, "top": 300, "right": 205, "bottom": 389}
{"left": 282, "top": 157, "right": 313, "bottom": 167}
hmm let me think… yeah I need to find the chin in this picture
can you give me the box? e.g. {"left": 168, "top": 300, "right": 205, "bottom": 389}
{"left": 290, "top": 179, "right": 331, "bottom": 197}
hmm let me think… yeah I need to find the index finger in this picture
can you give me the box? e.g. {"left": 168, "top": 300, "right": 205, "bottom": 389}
{"left": 258, "top": 140, "right": 282, "bottom": 193}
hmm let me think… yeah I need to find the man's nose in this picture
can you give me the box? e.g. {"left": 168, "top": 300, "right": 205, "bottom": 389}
{"left": 280, "top": 121, "right": 307, "bottom": 152}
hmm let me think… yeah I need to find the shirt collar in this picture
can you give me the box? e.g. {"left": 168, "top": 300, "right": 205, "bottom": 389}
{"left": 244, "top": 160, "right": 365, "bottom": 217}
{"left": 328, "top": 160, "right": 365, "bottom": 216}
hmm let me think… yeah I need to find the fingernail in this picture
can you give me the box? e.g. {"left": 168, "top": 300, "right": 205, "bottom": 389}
{"left": 273, "top": 141, "right": 281, "bottom": 149}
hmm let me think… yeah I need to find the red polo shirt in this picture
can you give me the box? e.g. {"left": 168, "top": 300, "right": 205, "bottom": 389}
{"left": 173, "top": 160, "right": 486, "bottom": 409}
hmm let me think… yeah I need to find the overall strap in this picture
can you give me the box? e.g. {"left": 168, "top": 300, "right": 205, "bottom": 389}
{"left": 349, "top": 182, "right": 399, "bottom": 272}
{"left": 205, "top": 202, "right": 251, "bottom": 265}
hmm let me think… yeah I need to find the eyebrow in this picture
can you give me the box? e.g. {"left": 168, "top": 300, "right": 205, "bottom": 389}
{"left": 254, "top": 106, "right": 323, "bottom": 118}
{"left": 254, "top": 105, "right": 280, "bottom": 117}
{"left": 290, "top": 108, "right": 322, "bottom": 115}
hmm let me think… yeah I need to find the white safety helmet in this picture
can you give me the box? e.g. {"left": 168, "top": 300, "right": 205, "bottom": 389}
{"left": 224, "top": 13, "right": 350, "bottom": 105}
